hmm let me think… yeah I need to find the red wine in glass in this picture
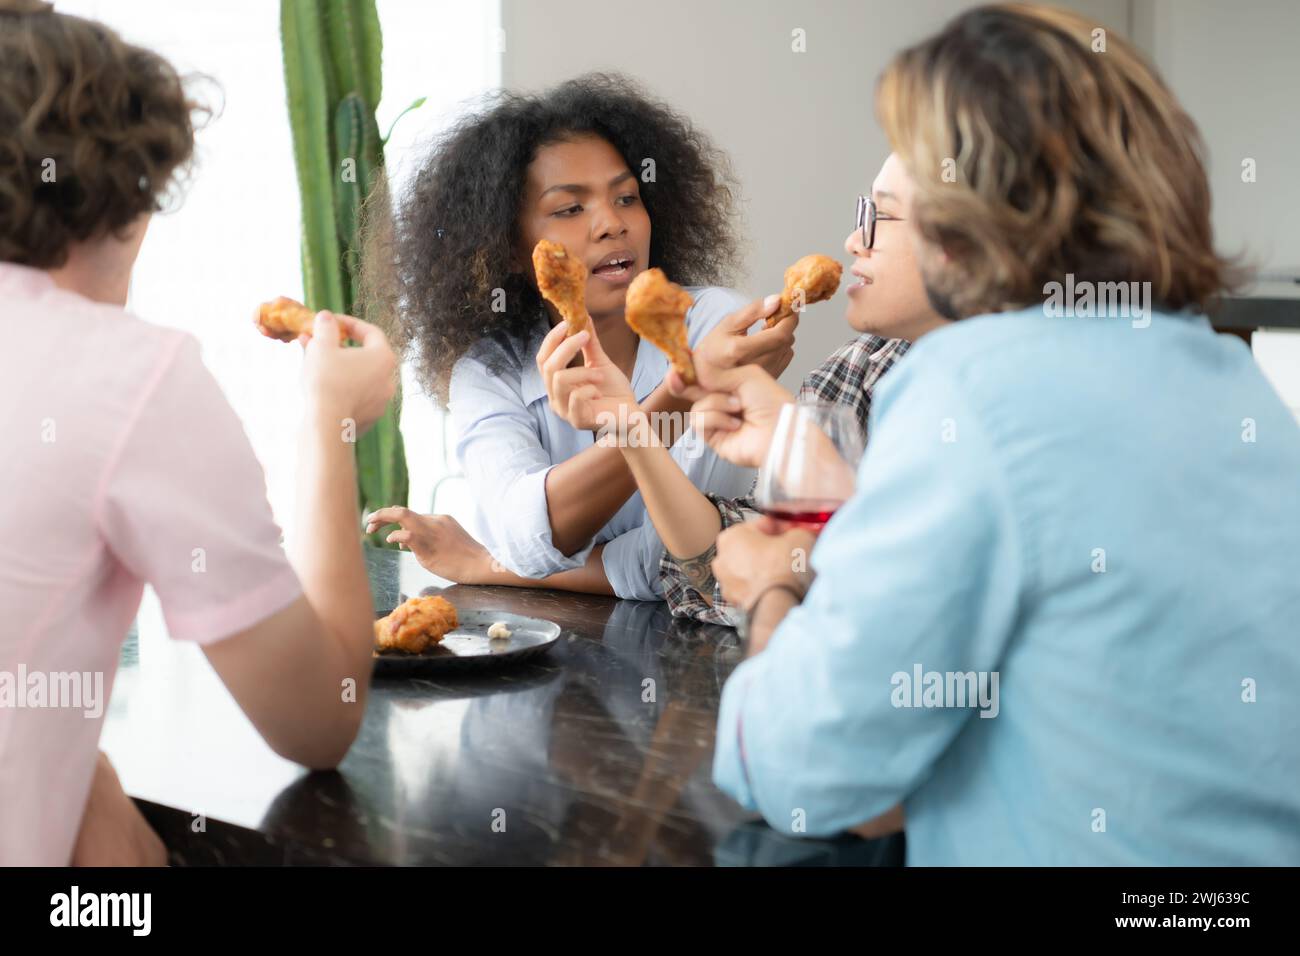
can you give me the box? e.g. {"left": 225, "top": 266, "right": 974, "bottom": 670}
{"left": 756, "top": 498, "right": 844, "bottom": 532}
{"left": 755, "top": 402, "right": 864, "bottom": 532}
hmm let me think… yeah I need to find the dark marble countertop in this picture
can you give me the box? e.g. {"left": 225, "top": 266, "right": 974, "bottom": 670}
{"left": 103, "top": 547, "right": 900, "bottom": 866}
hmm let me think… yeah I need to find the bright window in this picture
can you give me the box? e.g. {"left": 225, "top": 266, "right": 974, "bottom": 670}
{"left": 56, "top": 0, "right": 502, "bottom": 535}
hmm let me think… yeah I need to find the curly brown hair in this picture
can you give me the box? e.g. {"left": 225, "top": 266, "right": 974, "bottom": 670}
{"left": 876, "top": 3, "right": 1243, "bottom": 319}
{"left": 0, "top": 0, "right": 206, "bottom": 269}
{"left": 367, "top": 73, "right": 742, "bottom": 404}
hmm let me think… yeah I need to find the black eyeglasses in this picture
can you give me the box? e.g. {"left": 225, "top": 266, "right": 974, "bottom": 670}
{"left": 855, "top": 195, "right": 904, "bottom": 250}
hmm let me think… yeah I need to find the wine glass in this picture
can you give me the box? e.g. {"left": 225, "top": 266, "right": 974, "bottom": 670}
{"left": 753, "top": 401, "right": 864, "bottom": 532}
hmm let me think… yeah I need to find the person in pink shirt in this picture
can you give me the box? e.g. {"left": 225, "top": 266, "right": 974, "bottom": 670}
{"left": 0, "top": 1, "right": 396, "bottom": 865}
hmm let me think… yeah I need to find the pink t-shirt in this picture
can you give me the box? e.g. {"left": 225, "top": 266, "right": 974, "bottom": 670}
{"left": 0, "top": 263, "right": 302, "bottom": 865}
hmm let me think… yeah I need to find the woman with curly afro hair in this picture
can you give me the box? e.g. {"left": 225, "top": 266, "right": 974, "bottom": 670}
{"left": 365, "top": 73, "right": 799, "bottom": 600}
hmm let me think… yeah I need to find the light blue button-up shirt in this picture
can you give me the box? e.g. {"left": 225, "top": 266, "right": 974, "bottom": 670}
{"left": 448, "top": 286, "right": 756, "bottom": 599}
{"left": 714, "top": 307, "right": 1300, "bottom": 865}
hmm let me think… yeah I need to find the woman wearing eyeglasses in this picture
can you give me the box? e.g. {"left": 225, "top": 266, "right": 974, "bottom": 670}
{"left": 695, "top": 5, "right": 1300, "bottom": 864}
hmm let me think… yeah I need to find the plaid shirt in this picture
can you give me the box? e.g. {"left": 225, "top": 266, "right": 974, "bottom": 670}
{"left": 658, "top": 334, "right": 911, "bottom": 626}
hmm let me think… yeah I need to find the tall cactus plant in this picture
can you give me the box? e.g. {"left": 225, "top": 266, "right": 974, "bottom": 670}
{"left": 280, "top": 0, "right": 408, "bottom": 548}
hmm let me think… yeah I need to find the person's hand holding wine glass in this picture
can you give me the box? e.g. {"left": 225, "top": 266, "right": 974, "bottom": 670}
{"left": 713, "top": 400, "right": 863, "bottom": 619}
{"left": 711, "top": 518, "right": 818, "bottom": 615}
{"left": 677, "top": 357, "right": 865, "bottom": 626}
{"left": 676, "top": 358, "right": 863, "bottom": 530}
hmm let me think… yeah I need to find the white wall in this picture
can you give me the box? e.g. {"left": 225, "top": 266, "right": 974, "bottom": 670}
{"left": 1131, "top": 0, "right": 1300, "bottom": 418}
{"left": 1132, "top": 0, "right": 1300, "bottom": 275}
{"left": 501, "top": 0, "right": 1131, "bottom": 389}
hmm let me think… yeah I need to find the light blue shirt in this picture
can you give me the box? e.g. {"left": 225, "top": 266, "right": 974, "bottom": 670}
{"left": 714, "top": 307, "right": 1300, "bottom": 865}
{"left": 449, "top": 286, "right": 756, "bottom": 600}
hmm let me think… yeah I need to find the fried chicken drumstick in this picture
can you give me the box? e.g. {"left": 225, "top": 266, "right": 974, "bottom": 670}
{"left": 625, "top": 268, "right": 697, "bottom": 385}
{"left": 532, "top": 239, "right": 589, "bottom": 336}
{"left": 255, "top": 296, "right": 348, "bottom": 343}
{"left": 373, "top": 596, "right": 459, "bottom": 655}
{"left": 765, "top": 254, "right": 843, "bottom": 329}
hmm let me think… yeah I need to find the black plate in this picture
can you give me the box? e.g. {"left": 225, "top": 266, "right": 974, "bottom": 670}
{"left": 373, "top": 609, "right": 562, "bottom": 676}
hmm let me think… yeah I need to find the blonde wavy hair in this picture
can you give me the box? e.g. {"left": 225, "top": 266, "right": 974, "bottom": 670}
{"left": 876, "top": 3, "right": 1242, "bottom": 319}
